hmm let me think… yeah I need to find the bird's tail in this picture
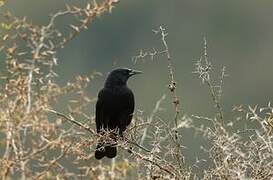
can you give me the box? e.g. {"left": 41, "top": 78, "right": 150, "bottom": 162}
{"left": 95, "top": 133, "right": 117, "bottom": 159}
{"left": 95, "top": 143, "right": 106, "bottom": 160}
{"left": 105, "top": 144, "right": 117, "bottom": 158}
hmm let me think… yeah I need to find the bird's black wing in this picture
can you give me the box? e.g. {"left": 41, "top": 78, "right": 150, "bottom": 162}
{"left": 95, "top": 88, "right": 117, "bottom": 159}
{"left": 95, "top": 89, "right": 109, "bottom": 133}
{"left": 116, "top": 88, "right": 135, "bottom": 133}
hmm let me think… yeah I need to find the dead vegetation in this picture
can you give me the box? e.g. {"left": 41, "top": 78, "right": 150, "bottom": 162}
{"left": 0, "top": 1, "right": 272, "bottom": 179}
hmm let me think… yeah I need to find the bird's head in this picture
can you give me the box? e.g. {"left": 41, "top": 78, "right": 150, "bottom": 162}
{"left": 105, "top": 68, "right": 142, "bottom": 87}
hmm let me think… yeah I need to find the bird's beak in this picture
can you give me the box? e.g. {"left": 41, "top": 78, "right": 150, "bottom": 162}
{"left": 129, "top": 69, "right": 142, "bottom": 76}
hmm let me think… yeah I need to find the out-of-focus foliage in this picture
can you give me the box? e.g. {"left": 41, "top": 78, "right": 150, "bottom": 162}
{"left": 0, "top": 0, "right": 5, "bottom": 7}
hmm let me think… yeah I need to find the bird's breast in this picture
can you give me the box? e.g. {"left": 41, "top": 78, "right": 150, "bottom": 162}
{"left": 100, "top": 86, "right": 134, "bottom": 111}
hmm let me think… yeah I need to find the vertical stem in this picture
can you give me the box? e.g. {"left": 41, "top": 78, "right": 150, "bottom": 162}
{"left": 203, "top": 38, "right": 224, "bottom": 125}
{"left": 26, "top": 68, "right": 33, "bottom": 114}
{"left": 158, "top": 26, "right": 184, "bottom": 173}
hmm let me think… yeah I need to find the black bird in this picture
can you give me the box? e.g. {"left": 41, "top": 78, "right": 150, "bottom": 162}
{"left": 95, "top": 68, "right": 142, "bottom": 159}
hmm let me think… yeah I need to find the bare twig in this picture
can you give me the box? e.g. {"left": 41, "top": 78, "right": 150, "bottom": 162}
{"left": 156, "top": 25, "right": 185, "bottom": 172}
{"left": 194, "top": 37, "right": 226, "bottom": 125}
{"left": 46, "top": 109, "right": 95, "bottom": 135}
{"left": 140, "top": 94, "right": 165, "bottom": 146}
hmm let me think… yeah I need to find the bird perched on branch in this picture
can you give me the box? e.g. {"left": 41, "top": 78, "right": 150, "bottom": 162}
{"left": 95, "top": 68, "right": 142, "bottom": 159}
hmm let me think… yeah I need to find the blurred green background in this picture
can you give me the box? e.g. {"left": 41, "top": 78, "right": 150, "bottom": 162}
{"left": 2, "top": 0, "right": 273, "bottom": 167}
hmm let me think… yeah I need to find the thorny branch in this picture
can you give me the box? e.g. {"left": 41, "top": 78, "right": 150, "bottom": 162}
{"left": 47, "top": 109, "right": 96, "bottom": 135}
{"left": 140, "top": 94, "right": 166, "bottom": 146}
{"left": 47, "top": 109, "right": 152, "bottom": 154}
{"left": 156, "top": 26, "right": 185, "bottom": 173}
{"left": 2, "top": 1, "right": 273, "bottom": 179}
{"left": 0, "top": 0, "right": 121, "bottom": 179}
{"left": 133, "top": 26, "right": 185, "bottom": 175}
{"left": 47, "top": 108, "right": 185, "bottom": 178}
{"left": 193, "top": 37, "right": 227, "bottom": 126}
